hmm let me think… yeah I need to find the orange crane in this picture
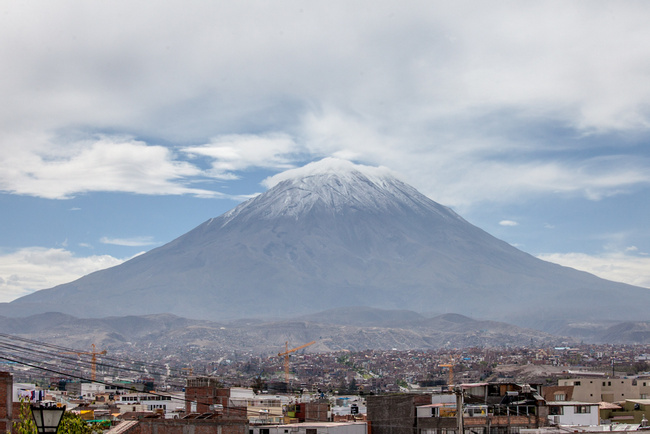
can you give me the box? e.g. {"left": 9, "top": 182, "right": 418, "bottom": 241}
{"left": 438, "top": 362, "right": 454, "bottom": 386}
{"left": 278, "top": 341, "right": 316, "bottom": 384}
{"left": 62, "top": 344, "right": 107, "bottom": 381}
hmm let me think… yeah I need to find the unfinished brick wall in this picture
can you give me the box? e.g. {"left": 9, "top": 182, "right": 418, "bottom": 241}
{"left": 367, "top": 394, "right": 423, "bottom": 434}
{"left": 184, "top": 378, "right": 231, "bottom": 414}
{"left": 302, "top": 402, "right": 329, "bottom": 422}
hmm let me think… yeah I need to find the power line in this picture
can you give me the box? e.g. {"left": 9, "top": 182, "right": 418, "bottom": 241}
{"left": 0, "top": 333, "right": 187, "bottom": 379}
{"left": 0, "top": 333, "right": 180, "bottom": 371}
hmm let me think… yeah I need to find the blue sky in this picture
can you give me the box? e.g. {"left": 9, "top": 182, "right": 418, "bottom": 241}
{"left": 1, "top": 1, "right": 650, "bottom": 302}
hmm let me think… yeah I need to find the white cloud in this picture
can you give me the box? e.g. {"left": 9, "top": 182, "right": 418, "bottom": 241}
{"left": 0, "top": 247, "right": 125, "bottom": 302}
{"left": 1, "top": 1, "right": 650, "bottom": 207}
{"left": 0, "top": 136, "right": 218, "bottom": 199}
{"left": 499, "top": 220, "right": 519, "bottom": 227}
{"left": 100, "top": 236, "right": 157, "bottom": 247}
{"left": 537, "top": 251, "right": 650, "bottom": 289}
{"left": 182, "top": 133, "right": 303, "bottom": 179}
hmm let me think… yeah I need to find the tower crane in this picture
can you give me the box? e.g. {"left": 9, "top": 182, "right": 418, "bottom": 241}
{"left": 278, "top": 341, "right": 315, "bottom": 385}
{"left": 62, "top": 344, "right": 107, "bottom": 381}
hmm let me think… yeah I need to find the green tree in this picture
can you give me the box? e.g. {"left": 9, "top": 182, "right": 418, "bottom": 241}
{"left": 12, "top": 400, "right": 103, "bottom": 434}
{"left": 58, "top": 412, "right": 103, "bottom": 434}
{"left": 13, "top": 398, "right": 36, "bottom": 434}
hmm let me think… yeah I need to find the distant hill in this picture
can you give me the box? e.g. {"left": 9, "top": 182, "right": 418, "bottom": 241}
{"left": 3, "top": 158, "right": 649, "bottom": 332}
{"left": 0, "top": 309, "right": 564, "bottom": 355}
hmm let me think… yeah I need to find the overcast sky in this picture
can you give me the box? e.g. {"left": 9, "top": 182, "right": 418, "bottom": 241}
{"left": 1, "top": 1, "right": 650, "bottom": 303}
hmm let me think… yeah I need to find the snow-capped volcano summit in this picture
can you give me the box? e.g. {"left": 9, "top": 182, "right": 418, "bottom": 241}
{"left": 263, "top": 157, "right": 394, "bottom": 188}
{"left": 223, "top": 158, "right": 461, "bottom": 222}
{"left": 7, "top": 159, "right": 650, "bottom": 325}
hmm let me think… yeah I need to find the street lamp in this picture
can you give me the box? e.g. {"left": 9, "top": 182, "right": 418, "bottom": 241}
{"left": 31, "top": 403, "right": 66, "bottom": 434}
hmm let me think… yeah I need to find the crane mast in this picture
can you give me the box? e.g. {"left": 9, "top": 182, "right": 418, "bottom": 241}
{"left": 62, "top": 344, "right": 107, "bottom": 381}
{"left": 278, "top": 341, "right": 316, "bottom": 385}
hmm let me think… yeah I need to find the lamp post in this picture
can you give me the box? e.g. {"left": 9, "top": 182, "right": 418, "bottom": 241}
{"left": 30, "top": 403, "right": 66, "bottom": 434}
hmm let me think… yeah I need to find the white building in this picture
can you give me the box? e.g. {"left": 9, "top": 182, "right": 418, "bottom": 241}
{"left": 229, "top": 387, "right": 291, "bottom": 424}
{"left": 547, "top": 401, "right": 600, "bottom": 426}
{"left": 66, "top": 382, "right": 105, "bottom": 400}
{"left": 117, "top": 392, "right": 185, "bottom": 417}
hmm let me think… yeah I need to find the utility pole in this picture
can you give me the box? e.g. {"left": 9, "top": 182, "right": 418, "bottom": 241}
{"left": 454, "top": 385, "right": 464, "bottom": 434}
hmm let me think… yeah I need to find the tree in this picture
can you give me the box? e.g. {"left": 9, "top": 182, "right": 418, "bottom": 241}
{"left": 12, "top": 399, "right": 103, "bottom": 434}
{"left": 13, "top": 398, "right": 36, "bottom": 434}
{"left": 58, "top": 412, "right": 104, "bottom": 434}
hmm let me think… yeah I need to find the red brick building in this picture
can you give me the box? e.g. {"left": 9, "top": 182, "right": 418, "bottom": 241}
{"left": 0, "top": 372, "right": 23, "bottom": 434}
{"left": 184, "top": 377, "right": 234, "bottom": 414}
{"left": 0, "top": 372, "right": 13, "bottom": 433}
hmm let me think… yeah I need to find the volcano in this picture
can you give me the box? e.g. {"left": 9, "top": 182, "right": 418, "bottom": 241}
{"left": 6, "top": 158, "right": 650, "bottom": 325}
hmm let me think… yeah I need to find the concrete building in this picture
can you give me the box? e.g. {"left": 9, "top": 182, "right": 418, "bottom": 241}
{"left": 546, "top": 401, "right": 599, "bottom": 426}
{"left": 600, "top": 399, "right": 650, "bottom": 425}
{"left": 118, "top": 392, "right": 185, "bottom": 416}
{"left": 229, "top": 388, "right": 289, "bottom": 424}
{"left": 66, "top": 381, "right": 105, "bottom": 400}
{"left": 368, "top": 383, "right": 550, "bottom": 434}
{"left": 557, "top": 378, "right": 650, "bottom": 403}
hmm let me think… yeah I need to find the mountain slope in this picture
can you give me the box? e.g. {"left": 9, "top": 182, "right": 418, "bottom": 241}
{"left": 0, "top": 310, "right": 563, "bottom": 354}
{"left": 5, "top": 158, "right": 650, "bottom": 325}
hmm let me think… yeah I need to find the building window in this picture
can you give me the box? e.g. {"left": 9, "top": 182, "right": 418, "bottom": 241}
{"left": 608, "top": 382, "right": 612, "bottom": 386}
{"left": 575, "top": 406, "right": 591, "bottom": 414}
{"left": 554, "top": 394, "right": 566, "bottom": 401}
{"left": 603, "top": 382, "right": 606, "bottom": 386}
{"left": 306, "top": 430, "right": 317, "bottom": 434}
{"left": 550, "top": 406, "right": 564, "bottom": 415}
{"left": 575, "top": 381, "right": 581, "bottom": 386}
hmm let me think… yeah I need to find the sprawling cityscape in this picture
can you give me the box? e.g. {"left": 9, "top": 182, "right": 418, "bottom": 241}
{"left": 5, "top": 338, "right": 650, "bottom": 434}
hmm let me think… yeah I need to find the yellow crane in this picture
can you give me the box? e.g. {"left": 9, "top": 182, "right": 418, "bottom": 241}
{"left": 62, "top": 344, "right": 107, "bottom": 381}
{"left": 278, "top": 341, "right": 316, "bottom": 384}
{"left": 438, "top": 362, "right": 454, "bottom": 386}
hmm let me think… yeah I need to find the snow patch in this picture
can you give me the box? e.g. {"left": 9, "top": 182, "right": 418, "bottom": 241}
{"left": 262, "top": 158, "right": 397, "bottom": 189}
